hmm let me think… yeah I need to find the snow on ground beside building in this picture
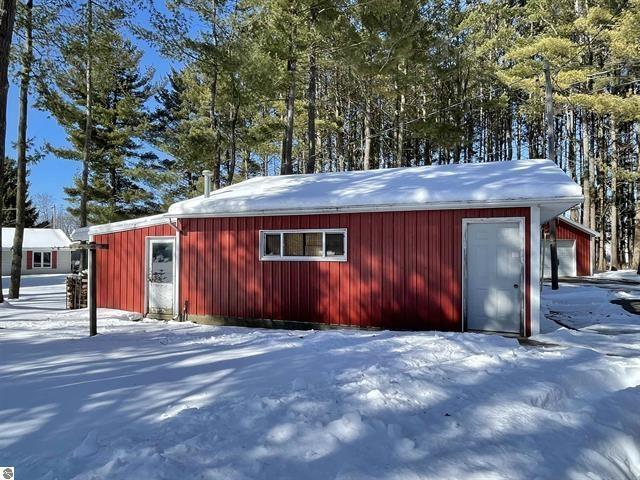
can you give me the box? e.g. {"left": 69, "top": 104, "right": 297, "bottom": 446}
{"left": 537, "top": 277, "right": 640, "bottom": 357}
{"left": 1, "top": 276, "right": 640, "bottom": 479}
{"left": 594, "top": 269, "right": 640, "bottom": 283}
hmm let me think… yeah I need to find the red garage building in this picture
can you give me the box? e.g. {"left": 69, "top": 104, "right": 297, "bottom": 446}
{"left": 74, "top": 159, "right": 583, "bottom": 337}
{"left": 543, "top": 216, "right": 599, "bottom": 277}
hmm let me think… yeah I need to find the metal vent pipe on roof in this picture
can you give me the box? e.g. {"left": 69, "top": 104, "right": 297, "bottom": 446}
{"left": 202, "top": 170, "right": 212, "bottom": 198}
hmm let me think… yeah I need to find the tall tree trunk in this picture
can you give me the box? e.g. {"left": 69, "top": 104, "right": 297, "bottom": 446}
{"left": 589, "top": 119, "right": 596, "bottom": 231}
{"left": 242, "top": 150, "right": 250, "bottom": 180}
{"left": 335, "top": 84, "right": 345, "bottom": 172}
{"left": 282, "top": 32, "right": 296, "bottom": 175}
{"left": 395, "top": 88, "right": 405, "bottom": 167}
{"left": 566, "top": 106, "right": 577, "bottom": 180}
{"left": 581, "top": 111, "right": 591, "bottom": 227}
{"left": 516, "top": 113, "right": 522, "bottom": 161}
{"left": 363, "top": 95, "right": 372, "bottom": 170}
{"left": 633, "top": 122, "right": 640, "bottom": 273}
{"left": 0, "top": 0, "right": 17, "bottom": 304}
{"left": 610, "top": 118, "right": 620, "bottom": 270}
{"left": 226, "top": 101, "right": 239, "bottom": 184}
{"left": 209, "top": 75, "right": 221, "bottom": 188}
{"left": 597, "top": 120, "right": 606, "bottom": 271}
{"left": 80, "top": 0, "right": 92, "bottom": 228}
{"left": 305, "top": 6, "right": 317, "bottom": 174}
{"left": 9, "top": 0, "right": 32, "bottom": 299}
{"left": 209, "top": 0, "right": 220, "bottom": 189}
{"left": 544, "top": 59, "right": 559, "bottom": 289}
{"left": 506, "top": 109, "right": 513, "bottom": 162}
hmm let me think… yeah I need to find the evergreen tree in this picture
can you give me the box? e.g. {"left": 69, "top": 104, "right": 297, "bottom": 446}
{"left": 41, "top": 10, "right": 162, "bottom": 224}
{"left": 149, "top": 68, "right": 217, "bottom": 204}
{"left": 12, "top": 0, "right": 638, "bottom": 272}
{"left": 1, "top": 157, "right": 39, "bottom": 227}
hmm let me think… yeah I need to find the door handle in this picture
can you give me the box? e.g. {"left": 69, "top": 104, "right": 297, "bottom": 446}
{"left": 513, "top": 284, "right": 519, "bottom": 289}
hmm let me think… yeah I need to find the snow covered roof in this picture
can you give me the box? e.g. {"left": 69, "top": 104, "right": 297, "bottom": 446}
{"left": 71, "top": 214, "right": 169, "bottom": 241}
{"left": 168, "top": 159, "right": 583, "bottom": 222}
{"left": 1, "top": 228, "right": 72, "bottom": 249}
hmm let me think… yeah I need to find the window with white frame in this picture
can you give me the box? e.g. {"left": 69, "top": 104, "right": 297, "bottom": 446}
{"left": 33, "top": 251, "right": 52, "bottom": 268}
{"left": 260, "top": 229, "right": 347, "bottom": 261}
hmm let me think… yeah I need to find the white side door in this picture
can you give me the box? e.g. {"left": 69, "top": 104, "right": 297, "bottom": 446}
{"left": 465, "top": 220, "right": 524, "bottom": 334}
{"left": 147, "top": 238, "right": 176, "bottom": 318}
{"left": 543, "top": 239, "right": 577, "bottom": 277}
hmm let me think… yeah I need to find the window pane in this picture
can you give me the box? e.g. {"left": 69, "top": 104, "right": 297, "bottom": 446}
{"left": 283, "top": 233, "right": 304, "bottom": 256}
{"left": 34, "top": 252, "right": 41, "bottom": 266}
{"left": 264, "top": 234, "right": 281, "bottom": 256}
{"left": 43, "top": 252, "right": 51, "bottom": 267}
{"left": 304, "top": 233, "right": 323, "bottom": 256}
{"left": 325, "top": 233, "right": 345, "bottom": 257}
{"left": 151, "top": 243, "right": 173, "bottom": 283}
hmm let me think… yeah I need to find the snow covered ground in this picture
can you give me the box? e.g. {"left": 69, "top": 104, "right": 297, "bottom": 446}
{"left": 539, "top": 270, "right": 640, "bottom": 357}
{"left": 594, "top": 269, "right": 640, "bottom": 283}
{"left": 1, "top": 275, "right": 640, "bottom": 479}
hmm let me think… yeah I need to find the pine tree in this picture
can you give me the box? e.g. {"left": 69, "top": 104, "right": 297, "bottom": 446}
{"left": 150, "top": 68, "right": 218, "bottom": 204}
{"left": 1, "top": 157, "right": 39, "bottom": 227}
{"left": 41, "top": 10, "right": 162, "bottom": 224}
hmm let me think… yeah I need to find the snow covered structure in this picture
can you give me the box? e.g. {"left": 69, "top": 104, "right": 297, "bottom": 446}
{"left": 542, "top": 216, "right": 599, "bottom": 277}
{"left": 73, "top": 159, "right": 583, "bottom": 336}
{"left": 1, "top": 228, "right": 73, "bottom": 275}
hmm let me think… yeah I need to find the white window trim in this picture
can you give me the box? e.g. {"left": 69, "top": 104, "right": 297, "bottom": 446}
{"left": 259, "top": 229, "right": 348, "bottom": 262}
{"left": 32, "top": 250, "right": 53, "bottom": 269}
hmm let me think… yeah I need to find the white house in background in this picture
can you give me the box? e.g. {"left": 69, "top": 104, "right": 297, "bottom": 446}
{"left": 1, "top": 228, "right": 73, "bottom": 275}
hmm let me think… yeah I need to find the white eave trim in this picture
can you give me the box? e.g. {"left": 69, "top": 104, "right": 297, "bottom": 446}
{"left": 165, "top": 196, "right": 585, "bottom": 219}
{"left": 1, "top": 245, "right": 72, "bottom": 250}
{"left": 79, "top": 214, "right": 170, "bottom": 237}
{"left": 557, "top": 216, "right": 600, "bottom": 238}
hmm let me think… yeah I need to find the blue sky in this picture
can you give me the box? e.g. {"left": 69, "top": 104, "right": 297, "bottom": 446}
{"left": 4, "top": 12, "right": 176, "bottom": 211}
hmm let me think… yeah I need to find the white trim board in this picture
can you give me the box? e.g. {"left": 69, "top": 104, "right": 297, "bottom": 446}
{"left": 530, "top": 206, "right": 541, "bottom": 336}
{"left": 72, "top": 214, "right": 169, "bottom": 240}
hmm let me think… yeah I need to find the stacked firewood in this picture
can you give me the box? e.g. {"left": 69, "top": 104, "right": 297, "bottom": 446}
{"left": 66, "top": 271, "right": 88, "bottom": 309}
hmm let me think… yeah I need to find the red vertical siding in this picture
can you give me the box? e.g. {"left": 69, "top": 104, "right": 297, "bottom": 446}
{"left": 176, "top": 207, "right": 531, "bottom": 333}
{"left": 94, "top": 209, "right": 532, "bottom": 333}
{"left": 94, "top": 223, "right": 174, "bottom": 313}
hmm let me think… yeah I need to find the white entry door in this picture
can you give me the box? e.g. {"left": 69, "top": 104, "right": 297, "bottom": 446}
{"left": 543, "top": 239, "right": 577, "bottom": 277}
{"left": 464, "top": 220, "right": 524, "bottom": 334}
{"left": 147, "top": 238, "right": 176, "bottom": 318}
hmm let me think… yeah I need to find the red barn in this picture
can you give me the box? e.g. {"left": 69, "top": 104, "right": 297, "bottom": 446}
{"left": 543, "top": 217, "right": 599, "bottom": 277}
{"left": 74, "top": 159, "right": 583, "bottom": 337}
